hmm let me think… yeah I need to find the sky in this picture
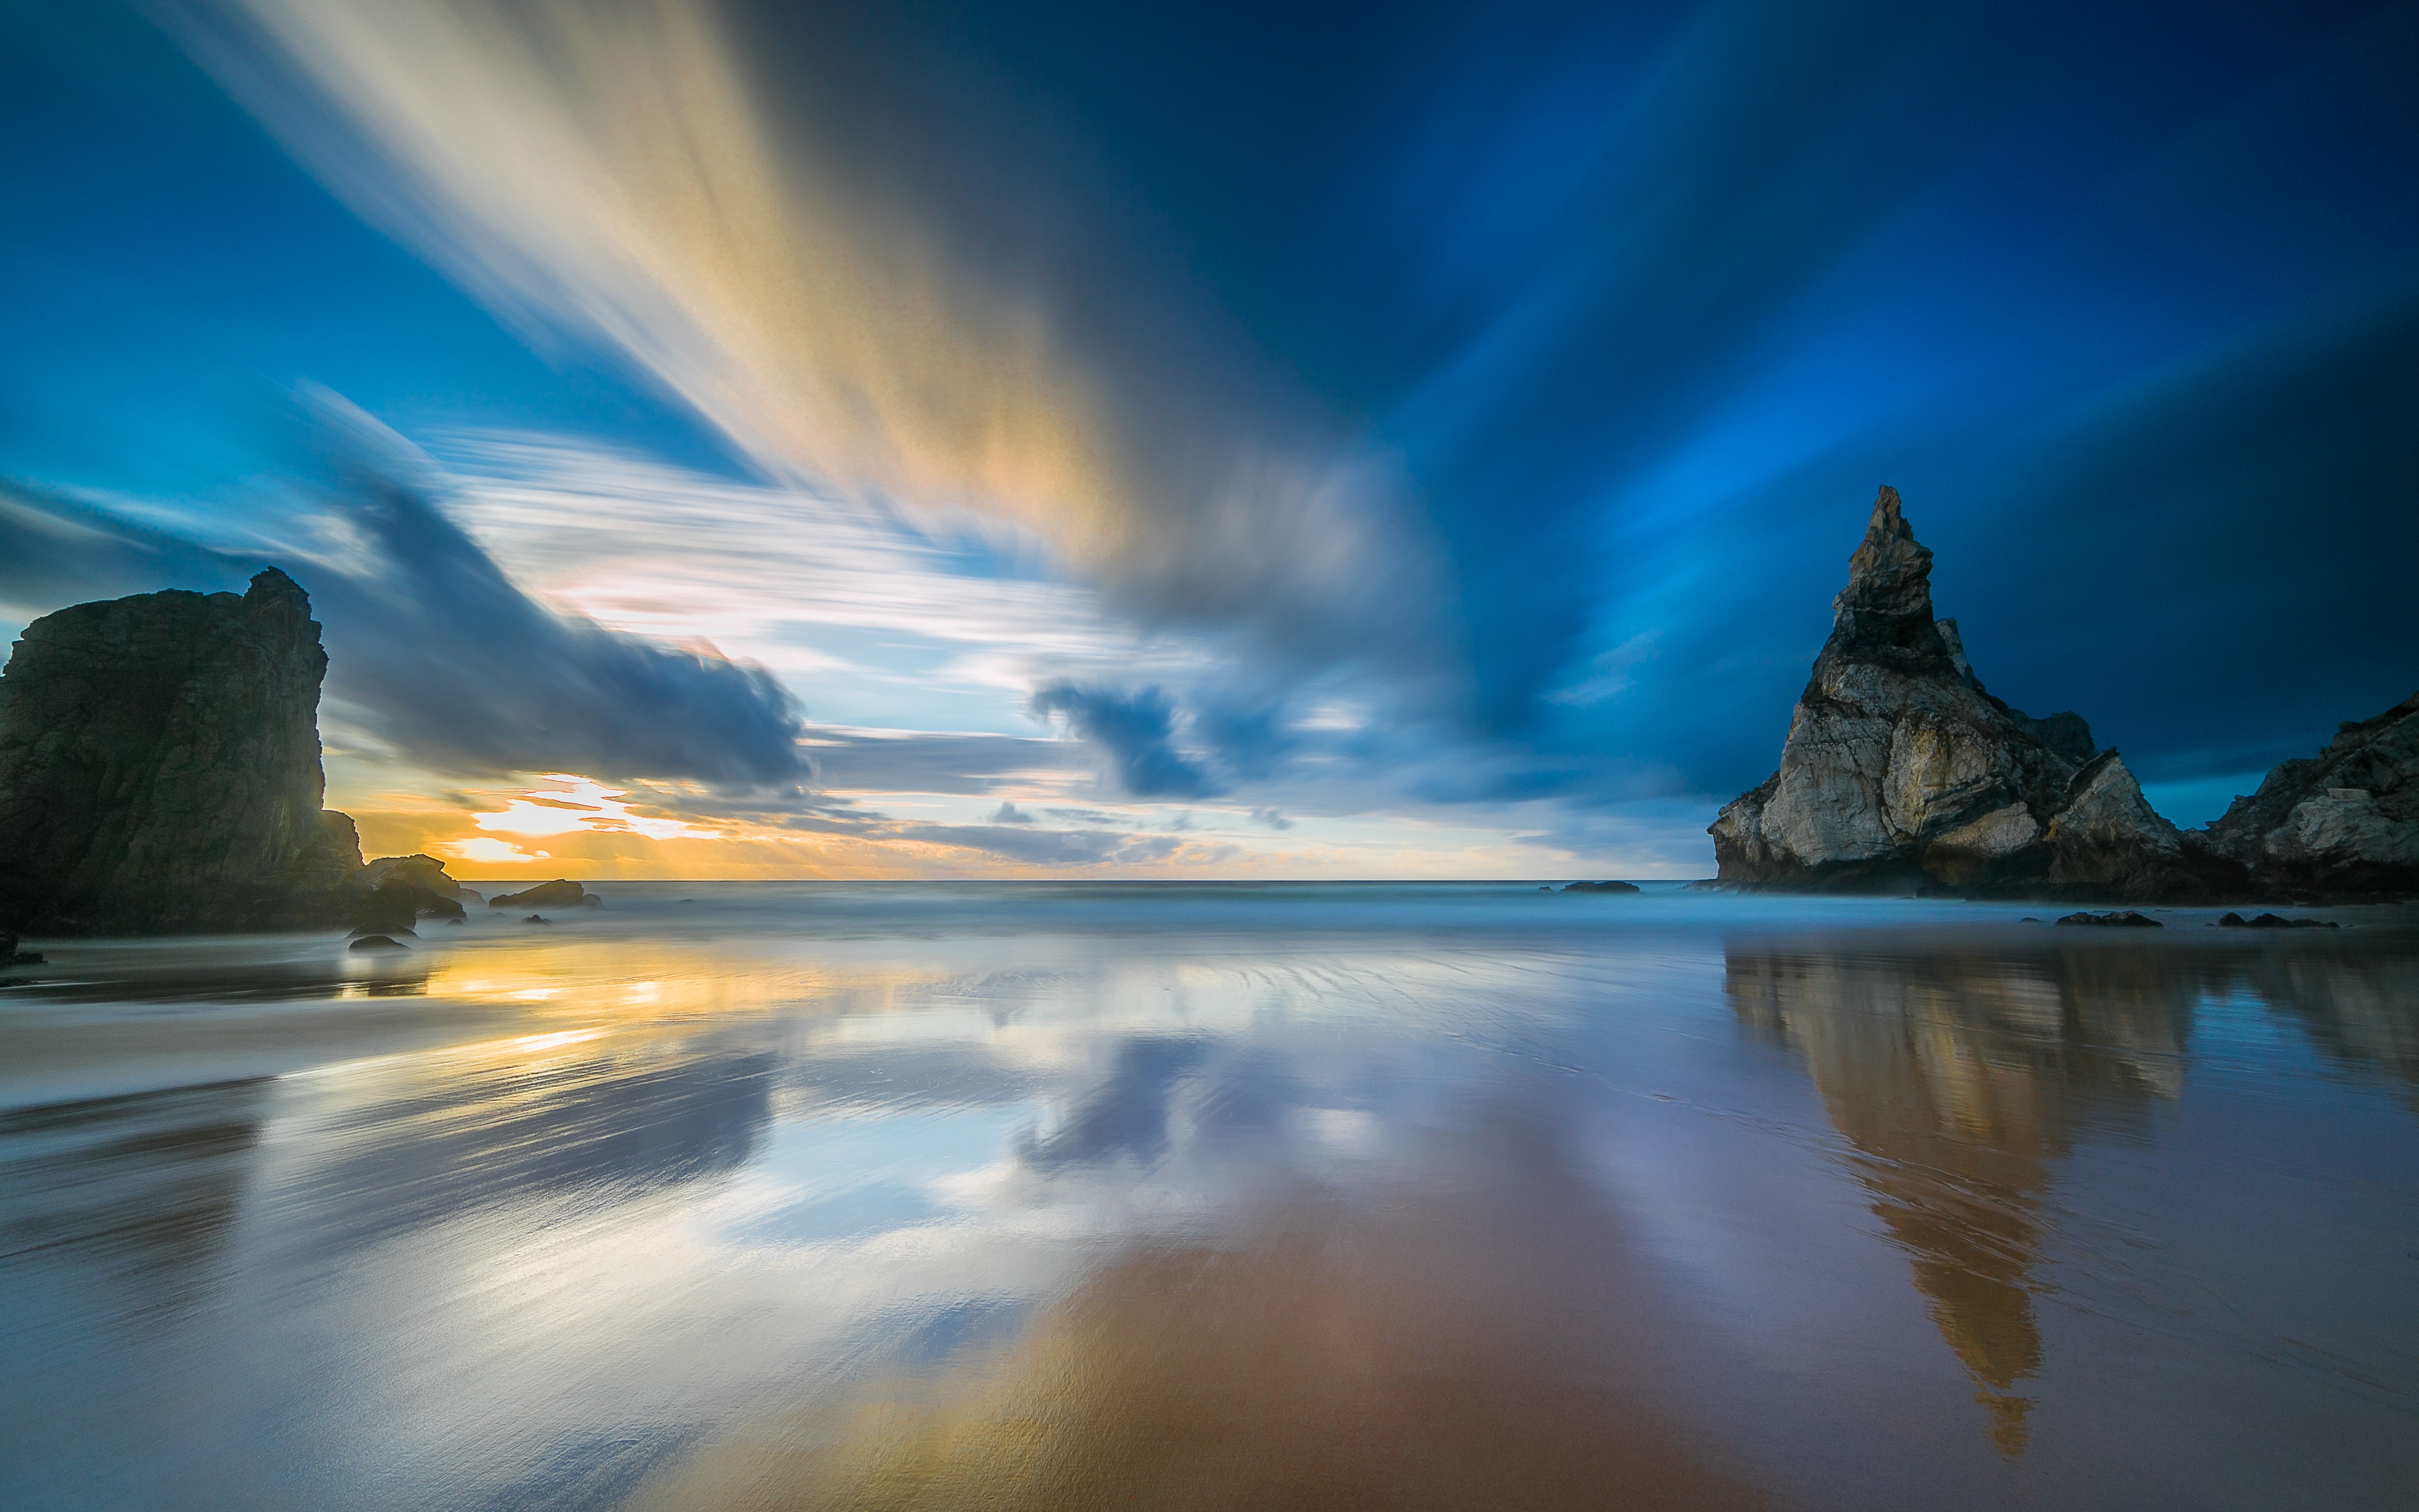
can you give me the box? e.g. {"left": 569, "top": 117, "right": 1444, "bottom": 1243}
{"left": 2, "top": 0, "right": 2413, "bottom": 880}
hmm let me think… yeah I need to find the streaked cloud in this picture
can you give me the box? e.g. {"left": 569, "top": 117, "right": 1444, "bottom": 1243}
{"left": 176, "top": 0, "right": 1453, "bottom": 689}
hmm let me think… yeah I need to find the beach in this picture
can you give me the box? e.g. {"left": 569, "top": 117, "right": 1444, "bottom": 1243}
{"left": 3, "top": 883, "right": 2413, "bottom": 1509}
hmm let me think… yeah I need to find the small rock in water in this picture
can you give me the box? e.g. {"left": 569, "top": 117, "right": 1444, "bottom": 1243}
{"left": 349, "top": 934, "right": 408, "bottom": 952}
{"left": 2218, "top": 911, "right": 2338, "bottom": 930}
{"left": 2055, "top": 910, "right": 2163, "bottom": 928}
{"left": 524, "top": 914, "right": 551, "bottom": 925}
{"left": 1561, "top": 880, "right": 1642, "bottom": 893}
{"left": 491, "top": 879, "right": 598, "bottom": 909}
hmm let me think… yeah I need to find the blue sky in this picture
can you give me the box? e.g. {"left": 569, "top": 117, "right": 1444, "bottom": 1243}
{"left": 3, "top": 0, "right": 2413, "bottom": 877}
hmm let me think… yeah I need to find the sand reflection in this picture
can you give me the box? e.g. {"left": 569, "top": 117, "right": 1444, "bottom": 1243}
{"left": 629, "top": 1111, "right": 1773, "bottom": 1512}
{"left": 1726, "top": 944, "right": 2205, "bottom": 1454}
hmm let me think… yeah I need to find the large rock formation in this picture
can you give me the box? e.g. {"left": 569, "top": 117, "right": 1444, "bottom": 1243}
{"left": 0, "top": 569, "right": 368, "bottom": 951}
{"left": 1711, "top": 488, "right": 2200, "bottom": 899}
{"left": 2196, "top": 690, "right": 2419, "bottom": 898}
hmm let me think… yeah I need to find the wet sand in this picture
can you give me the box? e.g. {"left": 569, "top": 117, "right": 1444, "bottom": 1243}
{"left": 2, "top": 883, "right": 2413, "bottom": 1509}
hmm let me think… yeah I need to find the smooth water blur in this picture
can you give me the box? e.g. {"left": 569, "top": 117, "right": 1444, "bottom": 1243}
{"left": 1, "top": 883, "right": 2413, "bottom": 1510}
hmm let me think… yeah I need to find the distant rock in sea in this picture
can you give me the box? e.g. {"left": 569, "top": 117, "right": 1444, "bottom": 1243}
{"left": 490, "top": 879, "right": 600, "bottom": 910}
{"left": 1710, "top": 488, "right": 2197, "bottom": 900}
{"left": 2195, "top": 691, "right": 2418, "bottom": 899}
{"left": 0, "top": 569, "right": 369, "bottom": 955}
{"left": 1561, "top": 880, "right": 1641, "bottom": 893}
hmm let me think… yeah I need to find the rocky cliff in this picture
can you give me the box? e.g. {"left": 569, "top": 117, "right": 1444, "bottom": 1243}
{"left": 2196, "top": 689, "right": 2419, "bottom": 898}
{"left": 1711, "top": 488, "right": 2199, "bottom": 899}
{"left": 0, "top": 569, "right": 368, "bottom": 951}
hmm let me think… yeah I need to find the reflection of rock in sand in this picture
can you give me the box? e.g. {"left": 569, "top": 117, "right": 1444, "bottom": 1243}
{"left": 626, "top": 1113, "right": 1773, "bottom": 1512}
{"left": 2249, "top": 949, "right": 2419, "bottom": 1107}
{"left": 1726, "top": 946, "right": 2199, "bottom": 1455}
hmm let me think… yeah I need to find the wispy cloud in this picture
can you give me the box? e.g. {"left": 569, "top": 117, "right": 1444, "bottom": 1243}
{"left": 176, "top": 0, "right": 1453, "bottom": 688}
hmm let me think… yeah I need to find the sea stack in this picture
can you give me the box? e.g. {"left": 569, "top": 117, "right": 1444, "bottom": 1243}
{"left": 0, "top": 569, "right": 366, "bottom": 952}
{"left": 1711, "top": 487, "right": 2193, "bottom": 898}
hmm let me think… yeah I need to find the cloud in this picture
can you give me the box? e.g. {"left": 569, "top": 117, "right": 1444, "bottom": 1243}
{"left": 987, "top": 800, "right": 1035, "bottom": 824}
{"left": 143, "top": 0, "right": 2418, "bottom": 853}
{"left": 290, "top": 409, "right": 808, "bottom": 786}
{"left": 804, "top": 728, "right": 1089, "bottom": 797}
{"left": 176, "top": 0, "right": 1453, "bottom": 690}
{"left": 2, "top": 405, "right": 810, "bottom": 789}
{"left": 1028, "top": 682, "right": 1222, "bottom": 799}
{"left": 777, "top": 807, "right": 1206, "bottom": 869}
{"left": 1249, "top": 808, "right": 1293, "bottom": 831}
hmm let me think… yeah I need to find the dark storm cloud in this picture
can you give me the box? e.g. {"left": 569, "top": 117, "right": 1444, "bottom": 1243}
{"left": 300, "top": 453, "right": 808, "bottom": 785}
{"left": 1028, "top": 682, "right": 1223, "bottom": 799}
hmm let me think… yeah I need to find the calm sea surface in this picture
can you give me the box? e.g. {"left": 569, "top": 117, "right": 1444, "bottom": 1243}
{"left": 2, "top": 883, "right": 2413, "bottom": 1510}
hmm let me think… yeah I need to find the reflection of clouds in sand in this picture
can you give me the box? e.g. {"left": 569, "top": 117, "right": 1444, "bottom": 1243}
{"left": 625, "top": 1111, "right": 1772, "bottom": 1512}
{"left": 133, "top": 942, "right": 1500, "bottom": 1505}
{"left": 1725, "top": 945, "right": 2198, "bottom": 1455}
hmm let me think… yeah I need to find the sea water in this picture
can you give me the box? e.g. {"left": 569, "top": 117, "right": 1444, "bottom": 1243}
{"left": 1, "top": 883, "right": 2412, "bottom": 1510}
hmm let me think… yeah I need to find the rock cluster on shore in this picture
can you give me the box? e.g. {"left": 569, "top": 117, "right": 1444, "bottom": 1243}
{"left": 1711, "top": 488, "right": 2416, "bottom": 902}
{"left": 0, "top": 570, "right": 471, "bottom": 952}
{"left": 2196, "top": 690, "right": 2419, "bottom": 898}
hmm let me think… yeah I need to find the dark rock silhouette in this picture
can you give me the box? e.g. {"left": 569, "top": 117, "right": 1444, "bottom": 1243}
{"left": 2196, "top": 690, "right": 2418, "bottom": 898}
{"left": 490, "top": 879, "right": 599, "bottom": 909}
{"left": 1711, "top": 489, "right": 2209, "bottom": 900}
{"left": 1561, "top": 880, "right": 1640, "bottom": 893}
{"left": 0, "top": 569, "right": 367, "bottom": 954}
{"left": 2054, "top": 911, "right": 2162, "bottom": 928}
{"left": 354, "top": 854, "right": 471, "bottom": 933}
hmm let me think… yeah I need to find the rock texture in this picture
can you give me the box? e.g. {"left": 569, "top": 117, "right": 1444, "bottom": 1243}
{"left": 0, "top": 569, "right": 366, "bottom": 950}
{"left": 490, "top": 879, "right": 600, "bottom": 910}
{"left": 2194, "top": 690, "right": 2419, "bottom": 898}
{"left": 354, "top": 853, "right": 474, "bottom": 932}
{"left": 1711, "top": 488, "right": 2197, "bottom": 899}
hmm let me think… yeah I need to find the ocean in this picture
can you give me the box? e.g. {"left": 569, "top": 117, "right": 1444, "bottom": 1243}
{"left": 2, "top": 882, "right": 2413, "bottom": 1510}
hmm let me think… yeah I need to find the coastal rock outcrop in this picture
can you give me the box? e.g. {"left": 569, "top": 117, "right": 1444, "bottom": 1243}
{"left": 0, "top": 569, "right": 366, "bottom": 951}
{"left": 1711, "top": 488, "right": 2193, "bottom": 899}
{"left": 355, "top": 853, "right": 474, "bottom": 932}
{"left": 2196, "top": 690, "right": 2419, "bottom": 898}
{"left": 490, "top": 879, "right": 600, "bottom": 910}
